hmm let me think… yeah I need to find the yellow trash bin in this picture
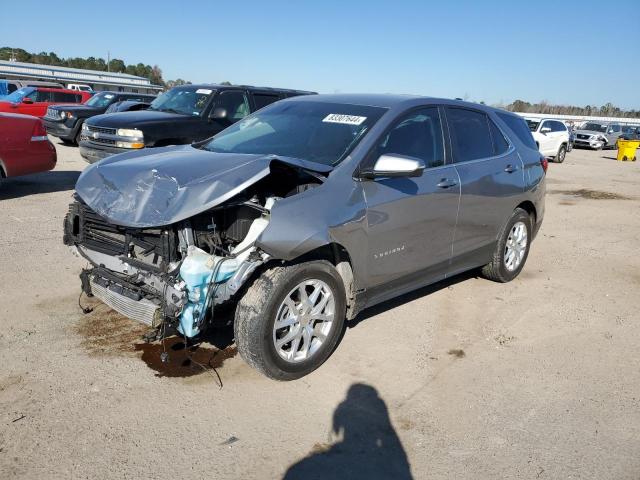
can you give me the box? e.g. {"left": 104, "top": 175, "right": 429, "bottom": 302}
{"left": 616, "top": 139, "right": 640, "bottom": 161}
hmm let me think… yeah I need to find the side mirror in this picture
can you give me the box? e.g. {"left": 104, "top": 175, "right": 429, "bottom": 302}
{"left": 362, "top": 154, "right": 426, "bottom": 179}
{"left": 22, "top": 97, "right": 34, "bottom": 104}
{"left": 210, "top": 107, "right": 227, "bottom": 121}
{"left": 540, "top": 127, "right": 551, "bottom": 134}
{"left": 607, "top": 129, "right": 614, "bottom": 134}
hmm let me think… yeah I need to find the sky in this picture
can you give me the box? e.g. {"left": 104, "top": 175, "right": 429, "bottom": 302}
{"left": 2, "top": 0, "right": 639, "bottom": 109}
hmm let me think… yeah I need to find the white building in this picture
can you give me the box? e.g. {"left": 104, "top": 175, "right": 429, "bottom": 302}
{"left": 0, "top": 60, "right": 163, "bottom": 94}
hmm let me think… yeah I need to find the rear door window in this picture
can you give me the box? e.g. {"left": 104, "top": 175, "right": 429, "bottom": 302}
{"left": 252, "top": 93, "right": 280, "bottom": 111}
{"left": 497, "top": 113, "right": 538, "bottom": 150}
{"left": 446, "top": 107, "right": 494, "bottom": 162}
{"left": 374, "top": 107, "right": 445, "bottom": 169}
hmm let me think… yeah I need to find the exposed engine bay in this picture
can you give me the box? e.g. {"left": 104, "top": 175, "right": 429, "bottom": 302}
{"left": 64, "top": 162, "right": 323, "bottom": 338}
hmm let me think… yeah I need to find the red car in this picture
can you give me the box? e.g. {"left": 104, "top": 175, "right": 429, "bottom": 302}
{"left": 0, "top": 113, "right": 57, "bottom": 179}
{"left": 0, "top": 87, "right": 92, "bottom": 118}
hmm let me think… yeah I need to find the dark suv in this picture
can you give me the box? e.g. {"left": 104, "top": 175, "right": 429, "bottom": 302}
{"left": 65, "top": 95, "right": 545, "bottom": 380}
{"left": 43, "top": 91, "right": 156, "bottom": 145}
{"left": 78, "top": 84, "right": 315, "bottom": 163}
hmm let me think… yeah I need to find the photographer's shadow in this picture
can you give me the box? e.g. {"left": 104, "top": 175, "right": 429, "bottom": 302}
{"left": 283, "top": 383, "right": 413, "bottom": 480}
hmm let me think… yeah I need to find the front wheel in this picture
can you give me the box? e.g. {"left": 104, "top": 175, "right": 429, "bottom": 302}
{"left": 234, "top": 261, "right": 346, "bottom": 380}
{"left": 555, "top": 144, "right": 567, "bottom": 163}
{"left": 481, "top": 208, "right": 532, "bottom": 283}
{"left": 74, "top": 123, "right": 84, "bottom": 145}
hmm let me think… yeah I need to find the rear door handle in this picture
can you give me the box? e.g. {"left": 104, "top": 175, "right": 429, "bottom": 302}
{"left": 437, "top": 178, "right": 458, "bottom": 189}
{"left": 504, "top": 164, "right": 518, "bottom": 173}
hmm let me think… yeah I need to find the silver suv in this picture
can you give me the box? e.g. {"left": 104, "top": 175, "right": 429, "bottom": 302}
{"left": 574, "top": 122, "right": 623, "bottom": 150}
{"left": 64, "top": 95, "right": 546, "bottom": 380}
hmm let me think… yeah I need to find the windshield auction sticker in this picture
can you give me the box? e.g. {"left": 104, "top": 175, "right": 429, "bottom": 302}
{"left": 196, "top": 89, "right": 213, "bottom": 95}
{"left": 322, "top": 114, "right": 367, "bottom": 125}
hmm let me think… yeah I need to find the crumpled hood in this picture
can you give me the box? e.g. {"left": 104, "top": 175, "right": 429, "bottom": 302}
{"left": 575, "top": 129, "right": 606, "bottom": 136}
{"left": 75, "top": 145, "right": 332, "bottom": 228}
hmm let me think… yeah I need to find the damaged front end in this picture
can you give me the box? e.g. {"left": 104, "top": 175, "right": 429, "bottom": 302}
{"left": 64, "top": 195, "right": 273, "bottom": 337}
{"left": 64, "top": 148, "right": 329, "bottom": 338}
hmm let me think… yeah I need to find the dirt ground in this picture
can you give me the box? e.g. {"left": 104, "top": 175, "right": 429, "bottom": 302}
{"left": 1, "top": 140, "right": 639, "bottom": 480}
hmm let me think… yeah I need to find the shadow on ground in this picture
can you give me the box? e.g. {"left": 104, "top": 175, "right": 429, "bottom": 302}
{"left": 283, "top": 383, "right": 413, "bottom": 480}
{"left": 0, "top": 171, "right": 80, "bottom": 200}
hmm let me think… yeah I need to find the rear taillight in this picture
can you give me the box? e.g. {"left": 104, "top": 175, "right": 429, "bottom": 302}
{"left": 540, "top": 155, "right": 548, "bottom": 173}
{"left": 31, "top": 120, "right": 48, "bottom": 142}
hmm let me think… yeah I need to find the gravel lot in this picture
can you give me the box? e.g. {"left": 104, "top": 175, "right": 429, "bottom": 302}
{"left": 1, "top": 139, "right": 639, "bottom": 479}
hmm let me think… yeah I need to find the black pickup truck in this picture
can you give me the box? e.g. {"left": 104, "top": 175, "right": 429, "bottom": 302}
{"left": 43, "top": 91, "right": 156, "bottom": 145}
{"left": 78, "top": 84, "right": 315, "bottom": 163}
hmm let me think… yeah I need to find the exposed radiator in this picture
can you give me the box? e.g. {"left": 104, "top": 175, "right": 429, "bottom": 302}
{"left": 90, "top": 279, "right": 160, "bottom": 327}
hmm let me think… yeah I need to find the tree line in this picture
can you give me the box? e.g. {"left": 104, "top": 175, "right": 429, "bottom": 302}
{"left": 501, "top": 99, "right": 640, "bottom": 119}
{"left": 0, "top": 47, "right": 165, "bottom": 86}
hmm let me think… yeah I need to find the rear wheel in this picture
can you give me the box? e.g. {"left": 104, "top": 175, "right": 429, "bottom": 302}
{"left": 555, "top": 144, "right": 566, "bottom": 163}
{"left": 234, "top": 260, "right": 346, "bottom": 380}
{"left": 481, "top": 208, "right": 532, "bottom": 283}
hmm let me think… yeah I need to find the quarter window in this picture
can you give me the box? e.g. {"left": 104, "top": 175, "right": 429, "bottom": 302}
{"left": 489, "top": 118, "right": 509, "bottom": 155}
{"left": 374, "top": 107, "right": 444, "bottom": 169}
{"left": 496, "top": 112, "right": 537, "bottom": 150}
{"left": 253, "top": 93, "right": 280, "bottom": 110}
{"left": 446, "top": 107, "right": 494, "bottom": 162}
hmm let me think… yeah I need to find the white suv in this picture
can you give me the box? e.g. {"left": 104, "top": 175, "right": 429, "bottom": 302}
{"left": 526, "top": 118, "right": 570, "bottom": 163}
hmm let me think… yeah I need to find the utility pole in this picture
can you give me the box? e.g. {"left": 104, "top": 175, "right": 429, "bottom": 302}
{"left": 107, "top": 51, "right": 110, "bottom": 72}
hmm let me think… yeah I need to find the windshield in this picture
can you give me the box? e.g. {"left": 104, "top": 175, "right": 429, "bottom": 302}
{"left": 85, "top": 92, "right": 116, "bottom": 108}
{"left": 148, "top": 87, "right": 213, "bottom": 116}
{"left": 526, "top": 119, "right": 540, "bottom": 132}
{"left": 203, "top": 100, "right": 387, "bottom": 166}
{"left": 3, "top": 87, "right": 35, "bottom": 103}
{"left": 582, "top": 123, "right": 607, "bottom": 132}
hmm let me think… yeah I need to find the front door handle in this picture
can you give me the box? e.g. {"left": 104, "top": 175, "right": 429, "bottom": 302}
{"left": 437, "top": 178, "right": 458, "bottom": 189}
{"left": 504, "top": 164, "right": 518, "bottom": 173}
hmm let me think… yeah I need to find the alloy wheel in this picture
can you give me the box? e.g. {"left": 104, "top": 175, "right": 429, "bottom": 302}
{"left": 504, "top": 221, "right": 528, "bottom": 272}
{"left": 272, "top": 279, "right": 335, "bottom": 363}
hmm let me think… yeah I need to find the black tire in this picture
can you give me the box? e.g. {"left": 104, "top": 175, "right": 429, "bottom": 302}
{"left": 234, "top": 260, "right": 346, "bottom": 380}
{"left": 555, "top": 144, "right": 566, "bottom": 163}
{"left": 74, "top": 122, "right": 84, "bottom": 145}
{"left": 481, "top": 208, "right": 532, "bottom": 283}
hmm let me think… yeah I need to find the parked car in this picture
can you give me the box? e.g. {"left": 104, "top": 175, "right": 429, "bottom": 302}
{"left": 67, "top": 83, "right": 94, "bottom": 93}
{"left": 104, "top": 99, "right": 153, "bottom": 114}
{"left": 574, "top": 122, "right": 623, "bottom": 150}
{"left": 0, "top": 79, "right": 64, "bottom": 95}
{"left": 78, "top": 84, "right": 315, "bottom": 163}
{"left": 43, "top": 91, "right": 156, "bottom": 145}
{"left": 525, "top": 118, "right": 570, "bottom": 162}
{"left": 0, "top": 113, "right": 56, "bottom": 181}
{"left": 64, "top": 94, "right": 545, "bottom": 380}
{"left": 621, "top": 125, "right": 640, "bottom": 141}
{"left": 0, "top": 87, "right": 92, "bottom": 118}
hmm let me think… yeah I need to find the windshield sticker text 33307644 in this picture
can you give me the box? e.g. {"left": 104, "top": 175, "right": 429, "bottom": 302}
{"left": 322, "top": 114, "right": 367, "bottom": 126}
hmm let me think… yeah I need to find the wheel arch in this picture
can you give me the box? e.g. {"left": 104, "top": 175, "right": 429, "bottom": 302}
{"left": 516, "top": 200, "right": 537, "bottom": 225}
